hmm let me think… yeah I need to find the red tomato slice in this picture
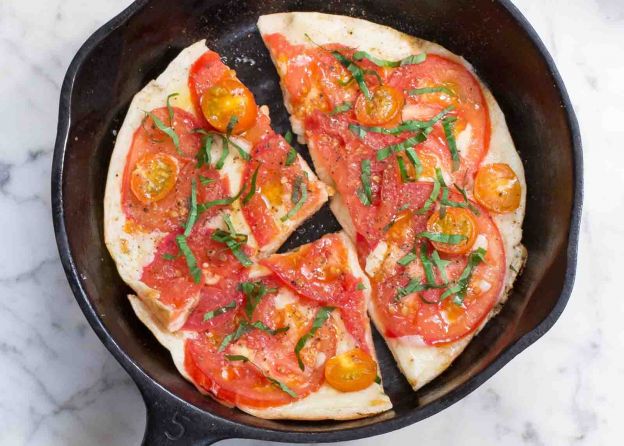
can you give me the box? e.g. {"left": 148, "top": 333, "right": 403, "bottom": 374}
{"left": 388, "top": 54, "right": 490, "bottom": 184}
{"left": 241, "top": 133, "right": 324, "bottom": 248}
{"left": 188, "top": 51, "right": 232, "bottom": 126}
{"left": 261, "top": 233, "right": 370, "bottom": 352}
{"left": 371, "top": 192, "right": 505, "bottom": 344}
{"left": 121, "top": 107, "right": 202, "bottom": 232}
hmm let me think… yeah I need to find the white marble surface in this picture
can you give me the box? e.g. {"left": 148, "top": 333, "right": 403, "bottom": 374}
{"left": 0, "top": 0, "right": 621, "bottom": 444}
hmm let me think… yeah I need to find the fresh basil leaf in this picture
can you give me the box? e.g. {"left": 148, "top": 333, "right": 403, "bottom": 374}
{"left": 265, "top": 376, "right": 298, "bottom": 398}
{"left": 330, "top": 50, "right": 372, "bottom": 100}
{"left": 211, "top": 216, "right": 253, "bottom": 267}
{"left": 397, "top": 155, "right": 412, "bottom": 183}
{"left": 197, "top": 189, "right": 242, "bottom": 213}
{"left": 353, "top": 51, "right": 427, "bottom": 68}
{"left": 441, "top": 116, "right": 460, "bottom": 171}
{"left": 285, "top": 147, "right": 297, "bottom": 166}
{"left": 397, "top": 250, "right": 417, "bottom": 266}
{"left": 203, "top": 300, "right": 237, "bottom": 321}
{"left": 419, "top": 244, "right": 437, "bottom": 286}
{"left": 399, "top": 53, "right": 427, "bottom": 66}
{"left": 239, "top": 281, "right": 277, "bottom": 319}
{"left": 405, "top": 147, "right": 423, "bottom": 178}
{"left": 196, "top": 134, "right": 213, "bottom": 168}
{"left": 214, "top": 135, "right": 229, "bottom": 170}
{"left": 198, "top": 175, "right": 215, "bottom": 186}
{"left": 409, "top": 86, "right": 454, "bottom": 96}
{"left": 418, "top": 231, "right": 468, "bottom": 244}
{"left": 281, "top": 178, "right": 308, "bottom": 221}
{"left": 294, "top": 306, "right": 334, "bottom": 370}
{"left": 241, "top": 165, "right": 260, "bottom": 205}
{"left": 358, "top": 159, "right": 373, "bottom": 206}
{"left": 376, "top": 134, "right": 428, "bottom": 160}
{"left": 175, "top": 234, "right": 201, "bottom": 284}
{"left": 284, "top": 130, "right": 293, "bottom": 144}
{"left": 225, "top": 354, "right": 249, "bottom": 362}
{"left": 219, "top": 320, "right": 289, "bottom": 351}
{"left": 162, "top": 252, "right": 179, "bottom": 261}
{"left": 446, "top": 184, "right": 481, "bottom": 215}
{"left": 431, "top": 250, "right": 450, "bottom": 284}
{"left": 349, "top": 124, "right": 368, "bottom": 138}
{"left": 330, "top": 102, "right": 353, "bottom": 115}
{"left": 375, "top": 375, "right": 382, "bottom": 384}
{"left": 440, "top": 248, "right": 487, "bottom": 304}
{"left": 395, "top": 278, "right": 428, "bottom": 300}
{"left": 356, "top": 282, "right": 366, "bottom": 291}
{"left": 183, "top": 179, "right": 198, "bottom": 237}
{"left": 416, "top": 168, "right": 443, "bottom": 215}
{"left": 146, "top": 111, "right": 182, "bottom": 155}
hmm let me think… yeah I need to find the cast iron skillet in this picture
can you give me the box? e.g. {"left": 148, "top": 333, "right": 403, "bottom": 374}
{"left": 52, "top": 0, "right": 582, "bottom": 444}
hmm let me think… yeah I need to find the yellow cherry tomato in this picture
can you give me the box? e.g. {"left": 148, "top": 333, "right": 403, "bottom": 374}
{"left": 324, "top": 348, "right": 378, "bottom": 392}
{"left": 200, "top": 78, "right": 257, "bottom": 134}
{"left": 354, "top": 85, "right": 404, "bottom": 126}
{"left": 474, "top": 163, "right": 521, "bottom": 213}
{"left": 130, "top": 153, "right": 178, "bottom": 204}
{"left": 426, "top": 207, "right": 477, "bottom": 255}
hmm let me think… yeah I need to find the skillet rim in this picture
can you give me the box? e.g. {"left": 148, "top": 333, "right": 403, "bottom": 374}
{"left": 51, "top": 0, "right": 583, "bottom": 442}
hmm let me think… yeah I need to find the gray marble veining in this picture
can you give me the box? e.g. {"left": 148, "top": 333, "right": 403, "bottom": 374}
{"left": 0, "top": 0, "right": 622, "bottom": 444}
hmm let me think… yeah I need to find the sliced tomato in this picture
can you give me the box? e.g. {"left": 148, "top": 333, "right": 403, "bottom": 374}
{"left": 188, "top": 50, "right": 232, "bottom": 126}
{"left": 388, "top": 54, "right": 490, "bottom": 184}
{"left": 354, "top": 85, "right": 404, "bottom": 126}
{"left": 241, "top": 133, "right": 324, "bottom": 248}
{"left": 324, "top": 348, "right": 378, "bottom": 392}
{"left": 121, "top": 107, "right": 202, "bottom": 232}
{"left": 372, "top": 192, "right": 505, "bottom": 344}
{"left": 474, "top": 163, "right": 522, "bottom": 213}
{"left": 200, "top": 78, "right": 257, "bottom": 134}
{"left": 261, "top": 233, "right": 370, "bottom": 352}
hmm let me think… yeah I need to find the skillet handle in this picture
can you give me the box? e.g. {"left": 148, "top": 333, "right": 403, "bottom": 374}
{"left": 140, "top": 384, "right": 228, "bottom": 446}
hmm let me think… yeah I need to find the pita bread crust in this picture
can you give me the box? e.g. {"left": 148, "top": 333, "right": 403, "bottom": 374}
{"left": 258, "top": 12, "right": 527, "bottom": 390}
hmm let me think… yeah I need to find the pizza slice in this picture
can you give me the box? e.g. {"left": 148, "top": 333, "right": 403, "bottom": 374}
{"left": 128, "top": 232, "right": 392, "bottom": 419}
{"left": 104, "top": 41, "right": 328, "bottom": 331}
{"left": 258, "top": 12, "right": 527, "bottom": 389}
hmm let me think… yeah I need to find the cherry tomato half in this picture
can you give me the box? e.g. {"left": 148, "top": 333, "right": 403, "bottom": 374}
{"left": 324, "top": 348, "right": 378, "bottom": 392}
{"left": 474, "top": 163, "right": 521, "bottom": 213}
{"left": 354, "top": 85, "right": 404, "bottom": 126}
{"left": 130, "top": 152, "right": 179, "bottom": 204}
{"left": 200, "top": 78, "right": 257, "bottom": 134}
{"left": 426, "top": 207, "right": 477, "bottom": 255}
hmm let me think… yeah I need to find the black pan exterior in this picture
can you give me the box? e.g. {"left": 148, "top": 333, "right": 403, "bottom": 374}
{"left": 52, "top": 0, "right": 582, "bottom": 444}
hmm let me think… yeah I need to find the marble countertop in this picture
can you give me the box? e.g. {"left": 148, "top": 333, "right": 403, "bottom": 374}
{"left": 0, "top": 0, "right": 621, "bottom": 444}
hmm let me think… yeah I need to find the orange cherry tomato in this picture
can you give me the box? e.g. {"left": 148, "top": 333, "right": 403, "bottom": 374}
{"left": 354, "top": 85, "right": 404, "bottom": 126}
{"left": 474, "top": 163, "right": 521, "bottom": 213}
{"left": 426, "top": 207, "right": 477, "bottom": 255}
{"left": 200, "top": 78, "right": 257, "bottom": 134}
{"left": 130, "top": 153, "right": 179, "bottom": 204}
{"left": 324, "top": 348, "right": 378, "bottom": 392}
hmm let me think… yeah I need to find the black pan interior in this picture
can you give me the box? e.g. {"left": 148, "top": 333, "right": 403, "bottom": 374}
{"left": 54, "top": 0, "right": 580, "bottom": 441}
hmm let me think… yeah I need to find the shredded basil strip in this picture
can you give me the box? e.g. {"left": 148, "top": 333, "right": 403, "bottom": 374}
{"left": 281, "top": 178, "right": 308, "bottom": 221}
{"left": 196, "top": 134, "right": 213, "bottom": 168}
{"left": 294, "top": 306, "right": 335, "bottom": 370}
{"left": 211, "top": 215, "right": 253, "bottom": 267}
{"left": 375, "top": 375, "right": 382, "bottom": 384}
{"left": 219, "top": 320, "right": 289, "bottom": 351}
{"left": 166, "top": 93, "right": 179, "bottom": 125}
{"left": 285, "top": 147, "right": 297, "bottom": 166}
{"left": 175, "top": 235, "right": 201, "bottom": 284}
{"left": 197, "top": 189, "right": 242, "bottom": 213}
{"left": 397, "top": 156, "right": 412, "bottom": 183}
{"left": 445, "top": 184, "right": 481, "bottom": 215}
{"left": 146, "top": 111, "right": 182, "bottom": 155}
{"left": 330, "top": 50, "right": 372, "bottom": 100}
{"left": 431, "top": 250, "right": 450, "bottom": 285}
{"left": 440, "top": 248, "right": 487, "bottom": 305}
{"left": 239, "top": 281, "right": 277, "bottom": 319}
{"left": 198, "top": 175, "right": 215, "bottom": 186}
{"left": 330, "top": 102, "right": 353, "bottom": 115}
{"left": 241, "top": 165, "right": 260, "bottom": 205}
{"left": 353, "top": 50, "right": 426, "bottom": 68}
{"left": 418, "top": 231, "right": 468, "bottom": 245}
{"left": 441, "top": 116, "right": 460, "bottom": 171}
{"left": 395, "top": 278, "right": 429, "bottom": 300}
{"left": 284, "top": 130, "right": 293, "bottom": 144}
{"left": 398, "top": 250, "right": 417, "bottom": 266}
{"left": 416, "top": 168, "right": 443, "bottom": 215}
{"left": 203, "top": 300, "right": 237, "bottom": 321}
{"left": 376, "top": 134, "right": 427, "bottom": 160}
{"left": 409, "top": 86, "right": 454, "bottom": 96}
{"left": 162, "top": 253, "right": 179, "bottom": 261}
{"left": 405, "top": 147, "right": 423, "bottom": 178}
{"left": 215, "top": 135, "right": 229, "bottom": 170}
{"left": 224, "top": 354, "right": 249, "bottom": 362}
{"left": 349, "top": 124, "right": 368, "bottom": 138}
{"left": 357, "top": 282, "right": 366, "bottom": 291}
{"left": 224, "top": 354, "right": 298, "bottom": 397}
{"left": 358, "top": 159, "right": 373, "bottom": 206}
{"left": 420, "top": 244, "right": 437, "bottom": 286}
{"left": 183, "top": 179, "right": 198, "bottom": 237}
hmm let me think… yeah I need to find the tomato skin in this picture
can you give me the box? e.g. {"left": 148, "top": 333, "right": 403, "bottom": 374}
{"left": 474, "top": 163, "right": 521, "bottom": 213}
{"left": 130, "top": 152, "right": 179, "bottom": 204}
{"left": 426, "top": 207, "right": 477, "bottom": 255}
{"left": 200, "top": 78, "right": 257, "bottom": 134}
{"left": 324, "top": 348, "right": 378, "bottom": 392}
{"left": 354, "top": 85, "right": 404, "bottom": 126}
